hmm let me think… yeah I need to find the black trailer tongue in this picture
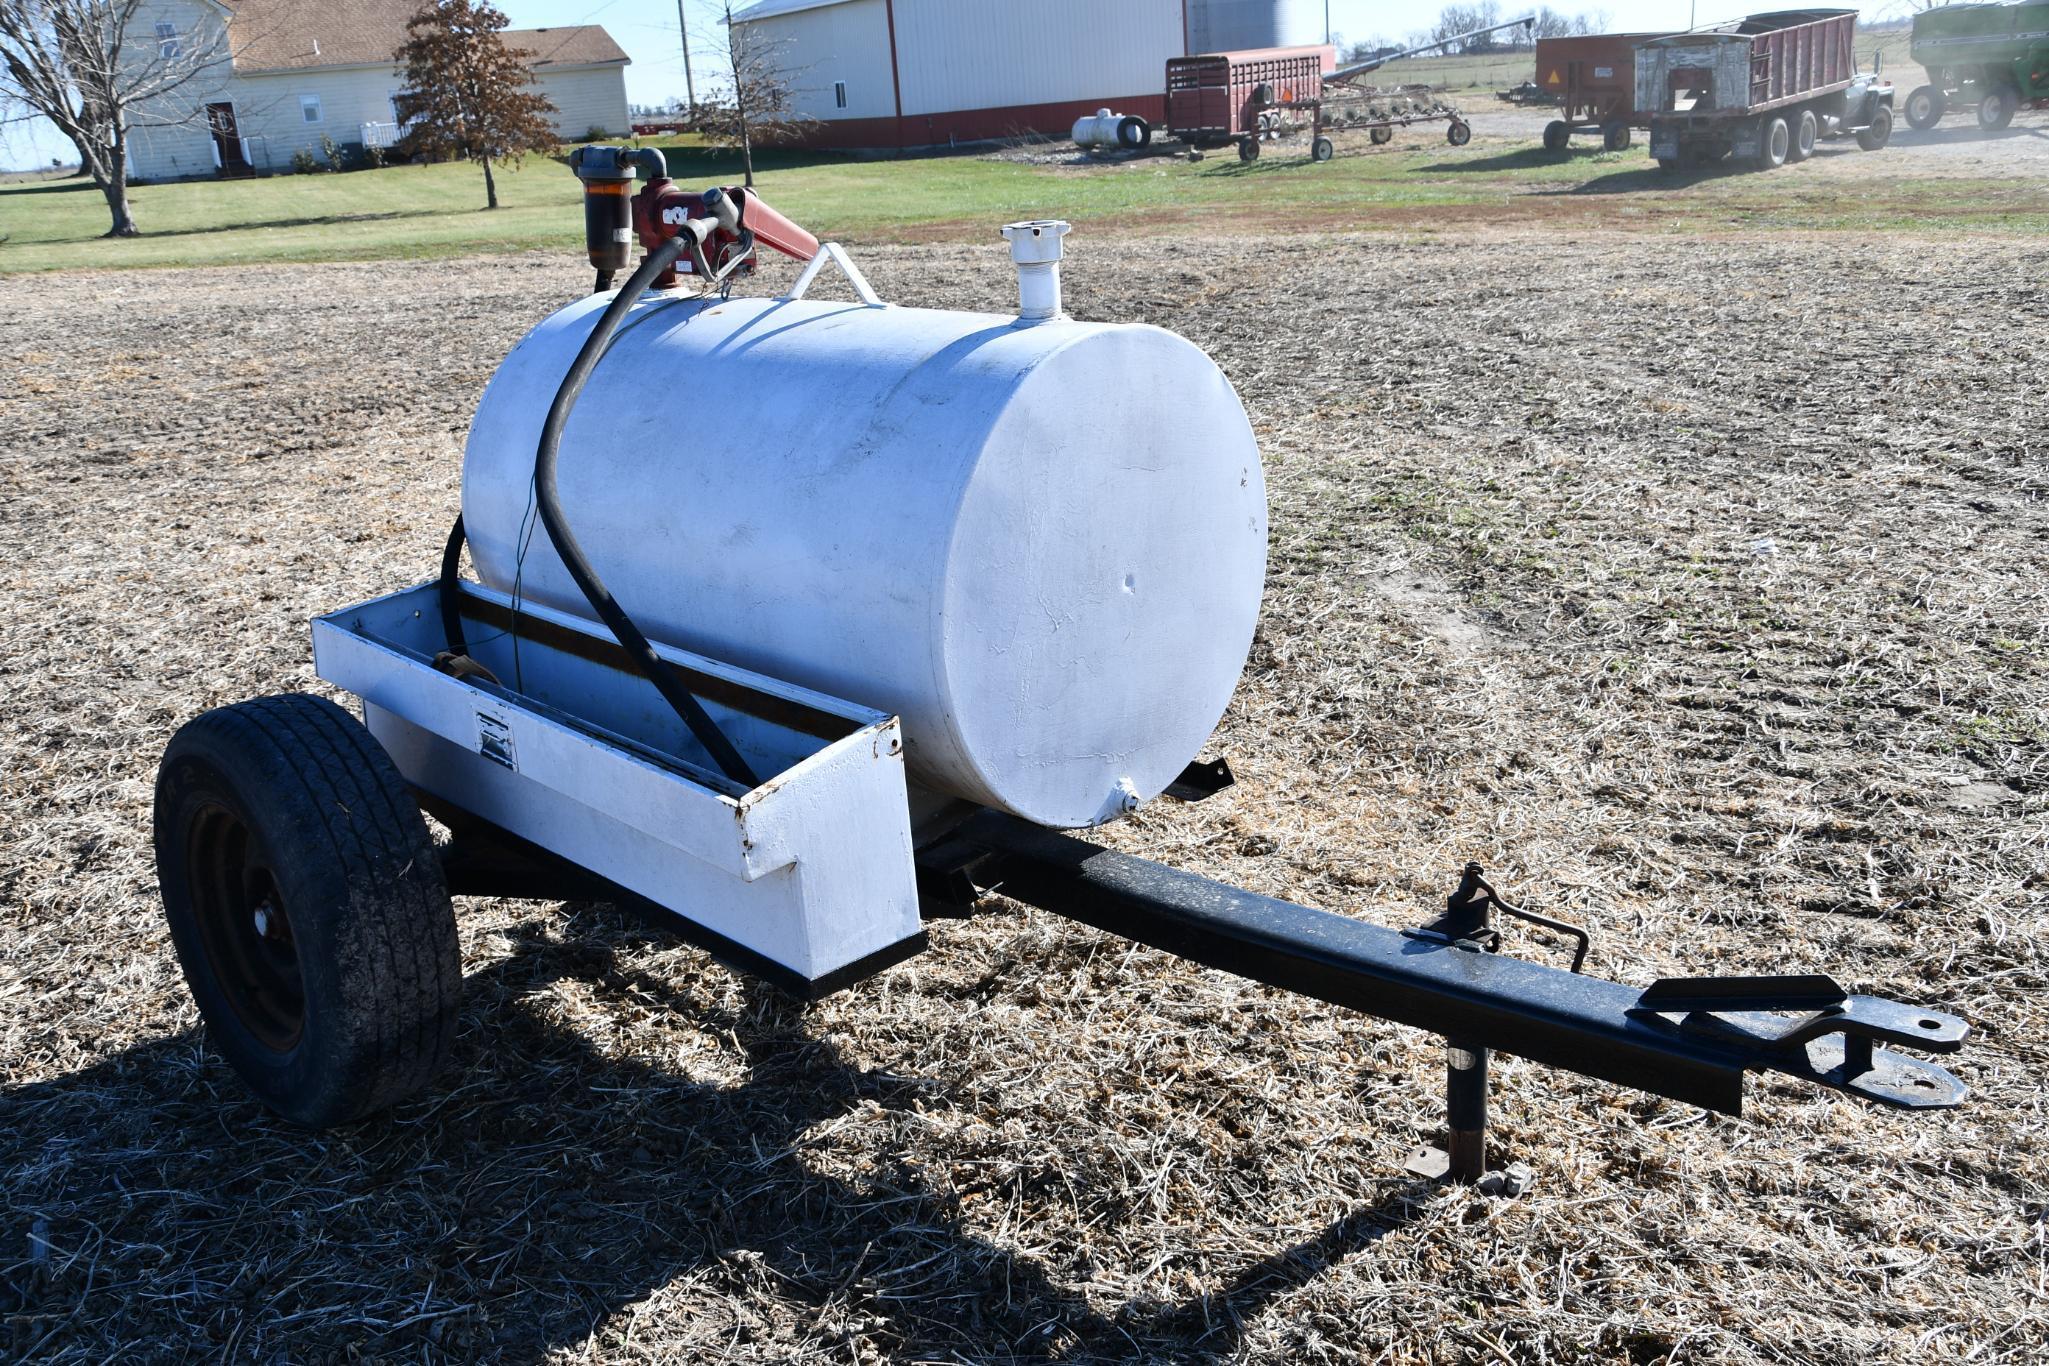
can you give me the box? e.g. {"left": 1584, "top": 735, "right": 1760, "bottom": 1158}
{"left": 921, "top": 806, "right": 1968, "bottom": 1194}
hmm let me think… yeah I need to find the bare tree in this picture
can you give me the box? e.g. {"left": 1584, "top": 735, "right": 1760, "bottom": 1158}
{"left": 1432, "top": 2, "right": 1505, "bottom": 52}
{"left": 697, "top": 0, "right": 813, "bottom": 188}
{"left": 394, "top": 0, "right": 556, "bottom": 211}
{"left": 0, "top": 0, "right": 227, "bottom": 236}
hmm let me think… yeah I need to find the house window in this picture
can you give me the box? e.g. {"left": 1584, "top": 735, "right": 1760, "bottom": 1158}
{"left": 834, "top": 80, "right": 847, "bottom": 109}
{"left": 154, "top": 22, "right": 180, "bottom": 59}
{"left": 300, "top": 95, "right": 322, "bottom": 124}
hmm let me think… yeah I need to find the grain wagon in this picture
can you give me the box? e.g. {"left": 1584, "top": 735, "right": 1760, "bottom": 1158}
{"left": 1902, "top": 0, "right": 2049, "bottom": 130}
{"left": 1535, "top": 32, "right": 1679, "bottom": 151}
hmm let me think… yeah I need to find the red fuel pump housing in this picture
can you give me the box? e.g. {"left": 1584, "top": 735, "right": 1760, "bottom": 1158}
{"left": 632, "top": 180, "right": 821, "bottom": 287}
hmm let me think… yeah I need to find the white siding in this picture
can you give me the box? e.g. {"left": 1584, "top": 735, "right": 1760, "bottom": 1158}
{"left": 744, "top": 0, "right": 894, "bottom": 123}
{"left": 532, "top": 66, "right": 632, "bottom": 140}
{"left": 230, "top": 65, "right": 407, "bottom": 172}
{"left": 118, "top": 0, "right": 629, "bottom": 180}
{"left": 123, "top": 0, "right": 232, "bottom": 180}
{"left": 891, "top": 0, "right": 1181, "bottom": 115}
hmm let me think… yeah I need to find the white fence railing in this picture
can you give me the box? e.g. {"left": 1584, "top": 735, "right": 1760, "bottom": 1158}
{"left": 361, "top": 121, "right": 404, "bottom": 149}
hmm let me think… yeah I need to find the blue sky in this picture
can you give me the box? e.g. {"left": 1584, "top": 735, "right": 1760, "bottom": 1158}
{"left": 6, "top": 0, "right": 1898, "bottom": 171}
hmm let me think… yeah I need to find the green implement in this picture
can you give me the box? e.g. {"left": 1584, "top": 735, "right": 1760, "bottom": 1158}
{"left": 1902, "top": 1, "right": 2049, "bottom": 130}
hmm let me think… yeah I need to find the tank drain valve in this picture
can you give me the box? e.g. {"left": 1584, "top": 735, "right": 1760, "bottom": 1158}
{"left": 1000, "top": 220, "right": 1071, "bottom": 323}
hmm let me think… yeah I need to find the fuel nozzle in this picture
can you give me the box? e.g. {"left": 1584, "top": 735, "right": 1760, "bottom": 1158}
{"left": 568, "top": 145, "right": 667, "bottom": 289}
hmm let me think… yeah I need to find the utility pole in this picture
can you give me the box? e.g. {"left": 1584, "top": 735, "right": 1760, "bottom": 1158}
{"left": 677, "top": 0, "right": 698, "bottom": 112}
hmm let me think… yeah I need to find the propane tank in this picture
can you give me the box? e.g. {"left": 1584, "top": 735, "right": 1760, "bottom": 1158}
{"left": 1071, "top": 109, "right": 1152, "bottom": 150}
{"left": 462, "top": 222, "right": 1266, "bottom": 829}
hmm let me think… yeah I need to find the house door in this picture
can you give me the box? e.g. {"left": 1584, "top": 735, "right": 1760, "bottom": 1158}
{"left": 206, "top": 102, "right": 251, "bottom": 176}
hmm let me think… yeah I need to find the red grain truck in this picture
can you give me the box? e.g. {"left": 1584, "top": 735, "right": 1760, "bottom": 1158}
{"left": 1637, "top": 9, "right": 1895, "bottom": 170}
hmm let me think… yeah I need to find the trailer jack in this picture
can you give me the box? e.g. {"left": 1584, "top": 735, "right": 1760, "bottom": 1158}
{"left": 923, "top": 813, "right": 1968, "bottom": 1193}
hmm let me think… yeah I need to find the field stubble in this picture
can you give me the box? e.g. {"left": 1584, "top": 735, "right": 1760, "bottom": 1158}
{"left": 1, "top": 230, "right": 2045, "bottom": 1362}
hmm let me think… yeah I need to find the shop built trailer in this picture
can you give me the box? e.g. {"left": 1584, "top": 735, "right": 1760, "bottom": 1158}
{"left": 1641, "top": 9, "right": 1896, "bottom": 169}
{"left": 1903, "top": 0, "right": 2049, "bottom": 130}
{"left": 151, "top": 149, "right": 1968, "bottom": 1200}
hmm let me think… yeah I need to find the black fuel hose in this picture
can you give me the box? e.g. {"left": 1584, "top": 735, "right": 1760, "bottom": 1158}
{"left": 532, "top": 234, "right": 760, "bottom": 788}
{"left": 438, "top": 512, "right": 469, "bottom": 658}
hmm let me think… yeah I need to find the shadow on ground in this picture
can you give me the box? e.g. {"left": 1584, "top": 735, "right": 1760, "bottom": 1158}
{"left": 2, "top": 912, "right": 1428, "bottom": 1362}
{"left": 1418, "top": 144, "right": 1620, "bottom": 174}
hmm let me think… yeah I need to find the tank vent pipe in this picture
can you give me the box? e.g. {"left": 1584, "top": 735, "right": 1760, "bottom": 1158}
{"left": 1000, "top": 219, "right": 1071, "bottom": 324}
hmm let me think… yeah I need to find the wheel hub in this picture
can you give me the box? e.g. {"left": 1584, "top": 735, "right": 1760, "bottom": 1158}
{"left": 188, "top": 804, "right": 305, "bottom": 1052}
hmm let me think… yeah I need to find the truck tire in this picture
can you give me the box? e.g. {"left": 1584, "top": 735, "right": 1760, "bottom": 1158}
{"left": 1602, "top": 121, "right": 1632, "bottom": 151}
{"left": 1788, "top": 109, "right": 1817, "bottom": 161}
{"left": 155, "top": 694, "right": 462, "bottom": 1129}
{"left": 1756, "top": 116, "right": 1790, "bottom": 169}
{"left": 1543, "top": 120, "right": 1570, "bottom": 152}
{"left": 1857, "top": 105, "right": 1894, "bottom": 151}
{"left": 1978, "top": 88, "right": 2016, "bottom": 131}
{"left": 1904, "top": 85, "right": 1945, "bottom": 130}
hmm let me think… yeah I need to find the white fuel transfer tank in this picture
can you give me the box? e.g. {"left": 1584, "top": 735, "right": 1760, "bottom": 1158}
{"left": 463, "top": 238, "right": 1267, "bottom": 828}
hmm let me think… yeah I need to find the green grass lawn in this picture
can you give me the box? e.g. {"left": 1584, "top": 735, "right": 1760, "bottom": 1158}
{"left": 3, "top": 123, "right": 2043, "bottom": 274}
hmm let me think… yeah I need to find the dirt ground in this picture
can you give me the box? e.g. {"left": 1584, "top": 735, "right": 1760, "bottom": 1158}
{"left": 3, "top": 229, "right": 2045, "bottom": 1363}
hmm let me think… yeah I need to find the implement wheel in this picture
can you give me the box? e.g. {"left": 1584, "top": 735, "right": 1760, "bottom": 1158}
{"left": 1543, "top": 120, "right": 1570, "bottom": 152}
{"left": 1238, "top": 137, "right": 1260, "bottom": 162}
{"left": 1369, "top": 124, "right": 1395, "bottom": 145}
{"left": 155, "top": 694, "right": 461, "bottom": 1129}
{"left": 1858, "top": 105, "right": 1894, "bottom": 151}
{"left": 1446, "top": 119, "right": 1472, "bottom": 147}
{"left": 1311, "top": 136, "right": 1335, "bottom": 162}
{"left": 1905, "top": 85, "right": 1945, "bottom": 130}
{"left": 1978, "top": 88, "right": 2016, "bottom": 131}
{"left": 1602, "top": 121, "right": 1632, "bottom": 151}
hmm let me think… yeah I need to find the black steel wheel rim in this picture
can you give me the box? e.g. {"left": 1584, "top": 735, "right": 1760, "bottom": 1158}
{"left": 187, "top": 801, "right": 305, "bottom": 1051}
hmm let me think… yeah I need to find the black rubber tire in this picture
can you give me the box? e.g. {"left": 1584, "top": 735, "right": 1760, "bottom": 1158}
{"left": 1756, "top": 115, "right": 1790, "bottom": 169}
{"left": 1858, "top": 105, "right": 1894, "bottom": 151}
{"left": 1788, "top": 108, "right": 1817, "bottom": 161}
{"left": 1310, "top": 136, "right": 1334, "bottom": 162}
{"left": 1904, "top": 85, "right": 1945, "bottom": 130}
{"left": 1978, "top": 88, "right": 2016, "bottom": 131}
{"left": 1238, "top": 137, "right": 1259, "bottom": 161}
{"left": 1543, "top": 120, "right": 1570, "bottom": 152}
{"left": 1369, "top": 124, "right": 1394, "bottom": 145}
{"left": 155, "top": 694, "right": 461, "bottom": 1129}
{"left": 1602, "top": 121, "right": 1631, "bottom": 151}
{"left": 1446, "top": 119, "right": 1472, "bottom": 147}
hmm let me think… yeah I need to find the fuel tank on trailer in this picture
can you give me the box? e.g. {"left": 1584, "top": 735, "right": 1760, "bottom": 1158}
{"left": 462, "top": 285, "right": 1268, "bottom": 829}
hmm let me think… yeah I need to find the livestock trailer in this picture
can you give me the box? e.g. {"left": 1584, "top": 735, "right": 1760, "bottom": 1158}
{"left": 1638, "top": 9, "right": 1896, "bottom": 170}
{"left": 1535, "top": 32, "right": 1678, "bottom": 150}
{"left": 150, "top": 148, "right": 1968, "bottom": 1201}
{"left": 1902, "top": 0, "right": 2049, "bottom": 130}
{"left": 1161, "top": 20, "right": 1535, "bottom": 162}
{"left": 1165, "top": 45, "right": 1328, "bottom": 150}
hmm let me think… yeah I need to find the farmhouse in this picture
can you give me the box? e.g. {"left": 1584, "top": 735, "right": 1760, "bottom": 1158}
{"left": 125, "top": 0, "right": 630, "bottom": 181}
{"left": 730, "top": 0, "right": 1324, "bottom": 148}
